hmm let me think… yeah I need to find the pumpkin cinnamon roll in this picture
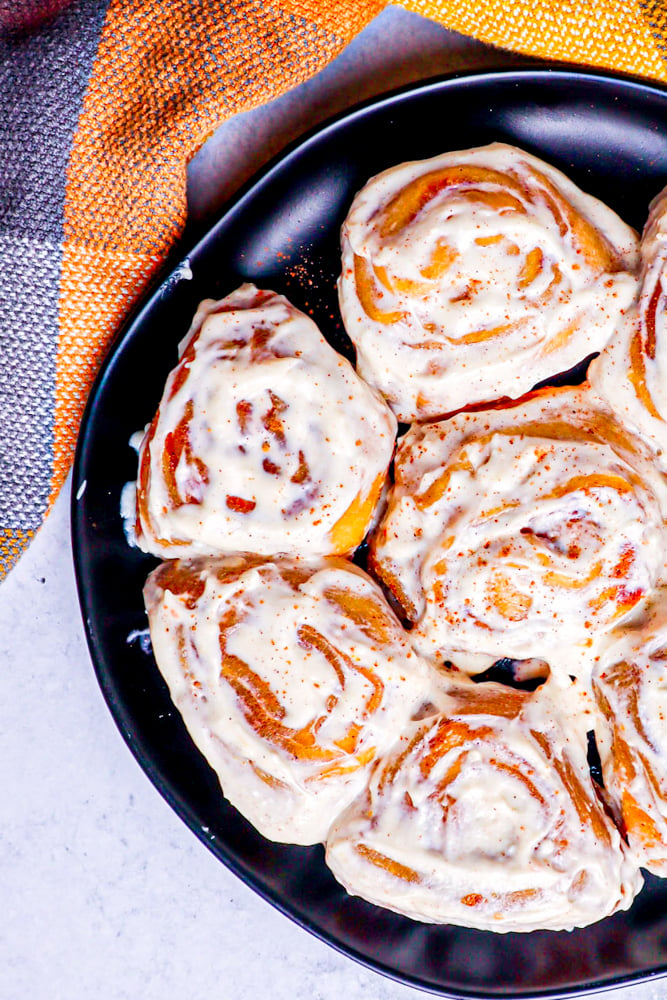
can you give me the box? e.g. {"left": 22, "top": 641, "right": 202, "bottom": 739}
{"left": 593, "top": 590, "right": 667, "bottom": 875}
{"left": 134, "top": 284, "right": 396, "bottom": 559}
{"left": 339, "top": 142, "right": 638, "bottom": 421}
{"left": 143, "top": 555, "right": 433, "bottom": 845}
{"left": 590, "top": 186, "right": 667, "bottom": 470}
{"left": 326, "top": 676, "right": 641, "bottom": 931}
{"left": 369, "top": 385, "right": 667, "bottom": 673}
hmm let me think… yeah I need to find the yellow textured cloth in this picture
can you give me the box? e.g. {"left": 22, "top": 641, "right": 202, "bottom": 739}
{"left": 406, "top": 0, "right": 667, "bottom": 80}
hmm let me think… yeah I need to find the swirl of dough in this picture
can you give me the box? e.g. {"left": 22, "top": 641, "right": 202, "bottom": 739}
{"left": 326, "top": 675, "right": 641, "bottom": 931}
{"left": 590, "top": 187, "right": 667, "bottom": 470}
{"left": 135, "top": 284, "right": 397, "bottom": 559}
{"left": 338, "top": 142, "right": 639, "bottom": 421}
{"left": 594, "top": 590, "right": 667, "bottom": 875}
{"left": 369, "top": 386, "right": 667, "bottom": 673}
{"left": 143, "top": 555, "right": 434, "bottom": 845}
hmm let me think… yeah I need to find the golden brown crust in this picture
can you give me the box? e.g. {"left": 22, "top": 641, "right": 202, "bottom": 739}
{"left": 143, "top": 554, "right": 433, "bottom": 845}
{"left": 369, "top": 385, "right": 667, "bottom": 673}
{"left": 326, "top": 677, "right": 641, "bottom": 931}
{"left": 135, "top": 284, "right": 397, "bottom": 560}
{"left": 339, "top": 143, "right": 638, "bottom": 421}
{"left": 593, "top": 599, "right": 667, "bottom": 875}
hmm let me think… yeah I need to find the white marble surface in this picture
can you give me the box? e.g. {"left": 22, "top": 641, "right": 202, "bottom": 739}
{"left": 4, "top": 6, "right": 667, "bottom": 999}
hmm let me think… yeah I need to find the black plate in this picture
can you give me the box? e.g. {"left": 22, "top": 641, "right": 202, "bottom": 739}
{"left": 72, "top": 69, "right": 667, "bottom": 998}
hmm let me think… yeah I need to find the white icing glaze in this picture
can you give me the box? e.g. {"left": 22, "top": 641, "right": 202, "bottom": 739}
{"left": 593, "top": 588, "right": 667, "bottom": 874}
{"left": 120, "top": 480, "right": 138, "bottom": 547}
{"left": 338, "top": 142, "right": 639, "bottom": 421}
{"left": 143, "top": 556, "right": 434, "bottom": 845}
{"left": 126, "top": 155, "right": 667, "bottom": 933}
{"left": 326, "top": 675, "right": 641, "bottom": 931}
{"left": 370, "top": 385, "right": 667, "bottom": 674}
{"left": 590, "top": 186, "right": 667, "bottom": 470}
{"left": 135, "top": 284, "right": 397, "bottom": 559}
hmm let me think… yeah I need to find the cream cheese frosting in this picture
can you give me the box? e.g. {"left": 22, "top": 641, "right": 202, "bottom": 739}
{"left": 125, "top": 154, "right": 667, "bottom": 934}
{"left": 325, "top": 674, "right": 641, "bottom": 931}
{"left": 338, "top": 142, "right": 639, "bottom": 421}
{"left": 369, "top": 385, "right": 667, "bottom": 674}
{"left": 590, "top": 186, "right": 667, "bottom": 471}
{"left": 143, "top": 555, "right": 435, "bottom": 846}
{"left": 134, "top": 284, "right": 397, "bottom": 559}
{"left": 593, "top": 588, "right": 667, "bottom": 875}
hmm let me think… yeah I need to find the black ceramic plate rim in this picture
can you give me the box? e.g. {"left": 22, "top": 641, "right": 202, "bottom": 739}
{"left": 72, "top": 65, "right": 667, "bottom": 1000}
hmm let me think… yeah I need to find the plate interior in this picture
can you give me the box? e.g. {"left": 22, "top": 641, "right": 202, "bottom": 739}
{"left": 73, "top": 69, "right": 667, "bottom": 999}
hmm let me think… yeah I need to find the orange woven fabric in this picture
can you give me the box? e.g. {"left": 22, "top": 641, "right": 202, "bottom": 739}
{"left": 3, "top": 0, "right": 667, "bottom": 578}
{"left": 52, "top": 0, "right": 379, "bottom": 513}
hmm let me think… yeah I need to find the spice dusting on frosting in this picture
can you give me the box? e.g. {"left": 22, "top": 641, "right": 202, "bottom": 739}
{"left": 127, "top": 143, "right": 667, "bottom": 933}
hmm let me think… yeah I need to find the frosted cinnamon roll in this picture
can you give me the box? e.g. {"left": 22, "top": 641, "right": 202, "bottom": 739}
{"left": 370, "top": 385, "right": 667, "bottom": 673}
{"left": 135, "top": 284, "right": 396, "bottom": 559}
{"left": 593, "top": 590, "right": 667, "bottom": 875}
{"left": 590, "top": 187, "right": 667, "bottom": 471}
{"left": 339, "top": 142, "right": 638, "bottom": 421}
{"left": 326, "top": 676, "right": 641, "bottom": 931}
{"left": 143, "top": 555, "right": 433, "bottom": 845}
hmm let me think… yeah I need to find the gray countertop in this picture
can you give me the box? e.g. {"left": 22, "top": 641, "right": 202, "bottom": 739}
{"left": 4, "top": 7, "right": 667, "bottom": 998}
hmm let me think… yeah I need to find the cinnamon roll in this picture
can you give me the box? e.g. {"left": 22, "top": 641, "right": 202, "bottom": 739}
{"left": 326, "top": 676, "right": 641, "bottom": 931}
{"left": 339, "top": 142, "right": 638, "bottom": 421}
{"left": 369, "top": 385, "right": 667, "bottom": 673}
{"left": 135, "top": 284, "right": 397, "bottom": 559}
{"left": 143, "top": 555, "right": 433, "bottom": 845}
{"left": 590, "top": 186, "right": 667, "bottom": 470}
{"left": 594, "top": 590, "right": 667, "bottom": 875}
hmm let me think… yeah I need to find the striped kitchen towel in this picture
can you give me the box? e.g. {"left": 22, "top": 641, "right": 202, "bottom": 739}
{"left": 2, "top": 0, "right": 667, "bottom": 579}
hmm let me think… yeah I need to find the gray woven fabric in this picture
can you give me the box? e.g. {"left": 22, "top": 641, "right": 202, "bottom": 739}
{"left": 0, "top": 1, "right": 109, "bottom": 571}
